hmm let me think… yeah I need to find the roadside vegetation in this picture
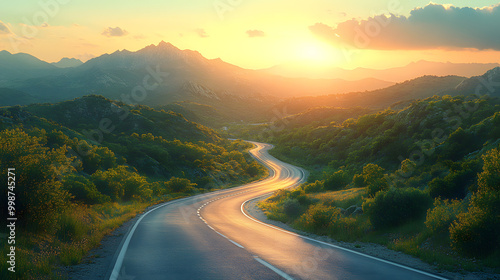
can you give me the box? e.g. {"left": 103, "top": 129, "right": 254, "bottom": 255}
{"left": 253, "top": 95, "right": 500, "bottom": 273}
{"left": 0, "top": 95, "right": 267, "bottom": 280}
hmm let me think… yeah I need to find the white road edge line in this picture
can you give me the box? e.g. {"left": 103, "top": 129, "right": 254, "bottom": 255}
{"left": 107, "top": 144, "right": 275, "bottom": 280}
{"left": 254, "top": 256, "right": 295, "bottom": 280}
{"left": 109, "top": 197, "right": 193, "bottom": 280}
{"left": 241, "top": 197, "right": 448, "bottom": 280}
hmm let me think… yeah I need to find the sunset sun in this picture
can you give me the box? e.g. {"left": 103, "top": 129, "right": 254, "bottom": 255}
{"left": 295, "top": 40, "right": 339, "bottom": 66}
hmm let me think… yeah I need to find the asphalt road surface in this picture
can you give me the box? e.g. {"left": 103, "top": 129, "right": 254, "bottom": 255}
{"left": 107, "top": 142, "right": 448, "bottom": 280}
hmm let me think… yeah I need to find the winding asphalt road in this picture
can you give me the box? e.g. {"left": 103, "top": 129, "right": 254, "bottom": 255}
{"left": 107, "top": 142, "right": 448, "bottom": 280}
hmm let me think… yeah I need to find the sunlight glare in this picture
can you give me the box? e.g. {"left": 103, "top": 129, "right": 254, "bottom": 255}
{"left": 295, "top": 40, "right": 339, "bottom": 66}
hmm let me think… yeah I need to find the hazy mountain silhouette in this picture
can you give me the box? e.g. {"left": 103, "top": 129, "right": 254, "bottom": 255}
{"left": 453, "top": 67, "right": 500, "bottom": 96}
{"left": 1, "top": 42, "right": 499, "bottom": 123}
{"left": 52, "top": 57, "right": 83, "bottom": 68}
{"left": 0, "top": 42, "right": 396, "bottom": 120}
{"left": 0, "top": 50, "right": 59, "bottom": 81}
{"left": 277, "top": 75, "right": 468, "bottom": 114}
{"left": 262, "top": 60, "right": 500, "bottom": 82}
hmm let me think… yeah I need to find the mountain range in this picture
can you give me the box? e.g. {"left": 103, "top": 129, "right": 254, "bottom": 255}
{"left": 0, "top": 42, "right": 395, "bottom": 120}
{"left": 0, "top": 42, "right": 394, "bottom": 103}
{"left": 0, "top": 42, "right": 499, "bottom": 124}
{"left": 262, "top": 60, "right": 500, "bottom": 82}
{"left": 277, "top": 68, "right": 500, "bottom": 115}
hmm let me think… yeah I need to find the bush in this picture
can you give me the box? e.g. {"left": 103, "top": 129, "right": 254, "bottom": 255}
{"left": 63, "top": 174, "right": 109, "bottom": 204}
{"left": 267, "top": 189, "right": 290, "bottom": 202}
{"left": 449, "top": 148, "right": 500, "bottom": 257}
{"left": 0, "top": 128, "right": 72, "bottom": 231}
{"left": 428, "top": 170, "right": 475, "bottom": 200}
{"left": 352, "top": 174, "right": 365, "bottom": 187}
{"left": 91, "top": 166, "right": 151, "bottom": 201}
{"left": 165, "top": 177, "right": 197, "bottom": 193}
{"left": 297, "top": 204, "right": 341, "bottom": 231}
{"left": 362, "top": 164, "right": 388, "bottom": 197}
{"left": 450, "top": 205, "right": 498, "bottom": 257}
{"left": 245, "top": 161, "right": 262, "bottom": 177}
{"left": 362, "top": 188, "right": 432, "bottom": 229}
{"left": 303, "top": 180, "right": 324, "bottom": 193}
{"left": 283, "top": 198, "right": 302, "bottom": 217}
{"left": 425, "top": 198, "right": 466, "bottom": 234}
{"left": 324, "top": 170, "right": 349, "bottom": 190}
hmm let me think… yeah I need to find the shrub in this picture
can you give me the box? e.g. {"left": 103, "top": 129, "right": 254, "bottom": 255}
{"left": 267, "top": 189, "right": 290, "bottom": 202}
{"left": 428, "top": 169, "right": 475, "bottom": 200}
{"left": 165, "top": 177, "right": 197, "bottom": 193}
{"left": 450, "top": 205, "right": 498, "bottom": 257}
{"left": 362, "top": 188, "right": 432, "bottom": 229}
{"left": 63, "top": 174, "right": 109, "bottom": 204}
{"left": 352, "top": 174, "right": 365, "bottom": 187}
{"left": 324, "top": 170, "right": 349, "bottom": 190}
{"left": 303, "top": 180, "right": 324, "bottom": 193}
{"left": 449, "top": 148, "right": 500, "bottom": 257}
{"left": 245, "top": 161, "right": 262, "bottom": 177}
{"left": 297, "top": 204, "right": 341, "bottom": 231}
{"left": 362, "top": 164, "right": 388, "bottom": 197}
{"left": 91, "top": 166, "right": 151, "bottom": 201}
{"left": 425, "top": 198, "right": 466, "bottom": 234}
{"left": 283, "top": 198, "right": 302, "bottom": 217}
{"left": 0, "top": 128, "right": 72, "bottom": 231}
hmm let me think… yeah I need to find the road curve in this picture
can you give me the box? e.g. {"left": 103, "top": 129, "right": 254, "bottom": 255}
{"left": 108, "top": 142, "right": 448, "bottom": 280}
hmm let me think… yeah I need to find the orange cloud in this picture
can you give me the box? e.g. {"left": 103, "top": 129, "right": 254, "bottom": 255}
{"left": 102, "top": 27, "right": 129, "bottom": 37}
{"left": 310, "top": 3, "right": 500, "bottom": 50}
{"left": 246, "top": 30, "right": 266, "bottom": 38}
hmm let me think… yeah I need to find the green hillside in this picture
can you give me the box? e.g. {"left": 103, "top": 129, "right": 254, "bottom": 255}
{"left": 277, "top": 75, "right": 466, "bottom": 115}
{"left": 250, "top": 94, "right": 500, "bottom": 271}
{"left": 0, "top": 95, "right": 266, "bottom": 279}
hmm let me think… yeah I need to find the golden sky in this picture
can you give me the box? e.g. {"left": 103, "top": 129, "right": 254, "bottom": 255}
{"left": 1, "top": 0, "right": 500, "bottom": 69}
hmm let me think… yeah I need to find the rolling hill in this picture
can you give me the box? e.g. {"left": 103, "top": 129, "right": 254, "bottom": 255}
{"left": 277, "top": 75, "right": 467, "bottom": 115}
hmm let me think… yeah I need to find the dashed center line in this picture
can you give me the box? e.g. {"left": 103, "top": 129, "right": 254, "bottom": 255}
{"left": 196, "top": 191, "right": 295, "bottom": 280}
{"left": 196, "top": 191, "right": 250, "bottom": 249}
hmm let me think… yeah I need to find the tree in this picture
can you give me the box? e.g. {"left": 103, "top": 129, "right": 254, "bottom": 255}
{"left": 362, "top": 164, "right": 388, "bottom": 197}
{"left": 0, "top": 128, "right": 72, "bottom": 231}
{"left": 91, "top": 166, "right": 151, "bottom": 201}
{"left": 62, "top": 174, "right": 108, "bottom": 204}
{"left": 324, "top": 170, "right": 349, "bottom": 190}
{"left": 450, "top": 148, "right": 500, "bottom": 257}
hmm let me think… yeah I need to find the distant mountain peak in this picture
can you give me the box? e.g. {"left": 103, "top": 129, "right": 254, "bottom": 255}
{"left": 158, "top": 40, "right": 177, "bottom": 49}
{"left": 140, "top": 41, "right": 181, "bottom": 53}
{"left": 52, "top": 57, "right": 83, "bottom": 68}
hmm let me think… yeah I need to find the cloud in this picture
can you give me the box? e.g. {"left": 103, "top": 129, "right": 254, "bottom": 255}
{"left": 195, "top": 28, "right": 208, "bottom": 38}
{"left": 310, "top": 3, "right": 500, "bottom": 50}
{"left": 246, "top": 29, "right": 266, "bottom": 38}
{"left": 0, "top": 21, "right": 12, "bottom": 35}
{"left": 102, "top": 27, "right": 128, "bottom": 37}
